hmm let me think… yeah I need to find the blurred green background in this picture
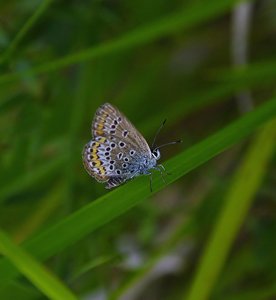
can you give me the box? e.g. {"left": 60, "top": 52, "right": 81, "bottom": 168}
{"left": 0, "top": 0, "right": 276, "bottom": 299}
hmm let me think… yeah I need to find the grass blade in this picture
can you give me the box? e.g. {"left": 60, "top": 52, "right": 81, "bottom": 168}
{"left": 0, "top": 0, "right": 54, "bottom": 65}
{"left": 185, "top": 118, "right": 276, "bottom": 300}
{"left": 0, "top": 229, "right": 77, "bottom": 300}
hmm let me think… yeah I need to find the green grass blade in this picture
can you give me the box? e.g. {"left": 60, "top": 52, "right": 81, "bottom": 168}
{"left": 0, "top": 0, "right": 240, "bottom": 85}
{"left": 0, "top": 229, "right": 77, "bottom": 300}
{"left": 185, "top": 118, "right": 276, "bottom": 300}
{"left": 0, "top": 0, "right": 54, "bottom": 65}
{"left": 0, "top": 97, "right": 275, "bottom": 286}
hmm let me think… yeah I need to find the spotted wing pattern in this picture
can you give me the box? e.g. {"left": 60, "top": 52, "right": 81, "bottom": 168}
{"left": 92, "top": 103, "right": 150, "bottom": 154}
{"left": 82, "top": 103, "right": 152, "bottom": 189}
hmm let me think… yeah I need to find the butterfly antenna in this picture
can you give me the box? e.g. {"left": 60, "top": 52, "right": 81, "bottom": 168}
{"left": 154, "top": 140, "right": 182, "bottom": 151}
{"left": 151, "top": 119, "right": 167, "bottom": 149}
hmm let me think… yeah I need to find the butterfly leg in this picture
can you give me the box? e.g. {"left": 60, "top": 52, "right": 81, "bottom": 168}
{"left": 143, "top": 170, "right": 153, "bottom": 192}
{"left": 154, "top": 165, "right": 167, "bottom": 185}
{"left": 158, "top": 164, "right": 171, "bottom": 176}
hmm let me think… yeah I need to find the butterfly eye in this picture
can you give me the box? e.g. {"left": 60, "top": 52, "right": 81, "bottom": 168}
{"left": 152, "top": 149, "right": 160, "bottom": 160}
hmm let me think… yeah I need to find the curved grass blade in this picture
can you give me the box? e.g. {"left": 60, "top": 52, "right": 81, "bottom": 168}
{"left": 0, "top": 97, "right": 275, "bottom": 287}
{"left": 0, "top": 229, "right": 77, "bottom": 300}
{"left": 185, "top": 118, "right": 276, "bottom": 300}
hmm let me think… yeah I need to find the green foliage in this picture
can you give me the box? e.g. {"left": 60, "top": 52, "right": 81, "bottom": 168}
{"left": 0, "top": 229, "right": 77, "bottom": 300}
{"left": 0, "top": 0, "right": 275, "bottom": 299}
{"left": 186, "top": 119, "right": 276, "bottom": 300}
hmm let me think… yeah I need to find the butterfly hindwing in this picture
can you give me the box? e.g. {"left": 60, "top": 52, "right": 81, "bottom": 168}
{"left": 82, "top": 137, "right": 110, "bottom": 183}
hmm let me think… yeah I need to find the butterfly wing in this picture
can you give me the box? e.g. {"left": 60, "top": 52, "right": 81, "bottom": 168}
{"left": 92, "top": 103, "right": 151, "bottom": 154}
{"left": 82, "top": 135, "right": 135, "bottom": 187}
{"left": 83, "top": 103, "right": 152, "bottom": 189}
{"left": 82, "top": 137, "right": 110, "bottom": 183}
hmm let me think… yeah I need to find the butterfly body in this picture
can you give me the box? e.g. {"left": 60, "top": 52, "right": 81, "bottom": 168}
{"left": 83, "top": 103, "right": 162, "bottom": 189}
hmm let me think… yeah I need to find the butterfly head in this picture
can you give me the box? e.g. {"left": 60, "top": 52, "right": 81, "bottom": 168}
{"left": 151, "top": 148, "right": 161, "bottom": 160}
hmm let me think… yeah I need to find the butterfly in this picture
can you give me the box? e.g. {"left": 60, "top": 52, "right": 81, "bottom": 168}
{"left": 82, "top": 103, "right": 180, "bottom": 190}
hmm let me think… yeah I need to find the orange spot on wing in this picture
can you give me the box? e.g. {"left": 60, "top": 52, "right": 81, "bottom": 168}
{"left": 95, "top": 130, "right": 104, "bottom": 135}
{"left": 91, "top": 154, "right": 98, "bottom": 160}
{"left": 98, "top": 166, "right": 105, "bottom": 175}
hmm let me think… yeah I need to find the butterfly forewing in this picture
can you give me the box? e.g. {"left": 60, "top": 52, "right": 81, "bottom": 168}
{"left": 92, "top": 103, "right": 151, "bottom": 154}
